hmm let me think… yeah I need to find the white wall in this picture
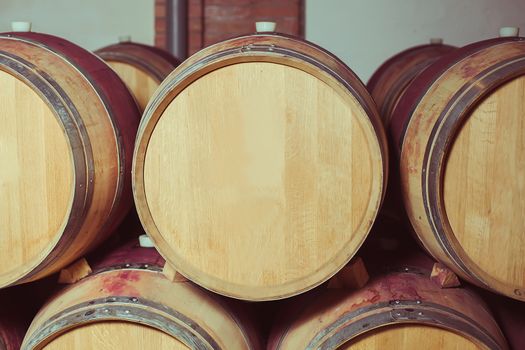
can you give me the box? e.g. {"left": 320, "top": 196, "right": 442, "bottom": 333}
{"left": 306, "top": 0, "right": 525, "bottom": 83}
{"left": 0, "top": 0, "right": 154, "bottom": 51}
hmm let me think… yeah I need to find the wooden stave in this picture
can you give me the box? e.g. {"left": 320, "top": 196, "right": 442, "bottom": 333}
{"left": 132, "top": 33, "right": 388, "bottom": 301}
{"left": 21, "top": 241, "right": 262, "bottom": 350}
{"left": 390, "top": 37, "right": 525, "bottom": 301}
{"left": 267, "top": 267, "right": 508, "bottom": 350}
{"left": 0, "top": 32, "right": 140, "bottom": 287}
{"left": 367, "top": 43, "right": 456, "bottom": 126}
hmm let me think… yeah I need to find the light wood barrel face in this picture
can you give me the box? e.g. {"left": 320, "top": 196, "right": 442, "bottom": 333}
{"left": 0, "top": 69, "right": 73, "bottom": 280}
{"left": 42, "top": 322, "right": 188, "bottom": 350}
{"left": 398, "top": 39, "right": 525, "bottom": 300}
{"left": 340, "top": 324, "right": 481, "bottom": 350}
{"left": 444, "top": 75, "right": 525, "bottom": 293}
{"left": 142, "top": 61, "right": 382, "bottom": 300}
{"left": 107, "top": 61, "right": 159, "bottom": 111}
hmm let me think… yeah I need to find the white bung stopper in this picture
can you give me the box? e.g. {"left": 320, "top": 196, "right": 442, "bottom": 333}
{"left": 255, "top": 21, "right": 276, "bottom": 33}
{"left": 499, "top": 27, "right": 519, "bottom": 37}
{"left": 119, "top": 35, "right": 132, "bottom": 43}
{"left": 139, "top": 234, "right": 155, "bottom": 248}
{"left": 11, "top": 21, "right": 31, "bottom": 32}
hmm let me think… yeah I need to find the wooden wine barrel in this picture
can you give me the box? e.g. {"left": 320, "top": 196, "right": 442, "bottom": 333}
{"left": 132, "top": 33, "right": 388, "bottom": 301}
{"left": 367, "top": 41, "right": 455, "bottom": 126}
{"left": 0, "top": 32, "right": 140, "bottom": 288}
{"left": 96, "top": 41, "right": 181, "bottom": 111}
{"left": 22, "top": 240, "right": 262, "bottom": 350}
{"left": 268, "top": 265, "right": 508, "bottom": 349}
{"left": 390, "top": 36, "right": 525, "bottom": 301}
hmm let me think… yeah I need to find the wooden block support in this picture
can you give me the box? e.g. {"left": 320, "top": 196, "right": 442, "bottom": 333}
{"left": 162, "top": 262, "right": 189, "bottom": 282}
{"left": 327, "top": 257, "right": 369, "bottom": 289}
{"left": 58, "top": 258, "right": 92, "bottom": 284}
{"left": 430, "top": 262, "right": 461, "bottom": 288}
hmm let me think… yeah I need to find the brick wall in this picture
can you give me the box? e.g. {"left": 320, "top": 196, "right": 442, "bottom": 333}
{"left": 187, "top": 0, "right": 205, "bottom": 55}
{"left": 155, "top": 0, "right": 171, "bottom": 50}
{"left": 188, "top": 0, "right": 304, "bottom": 55}
{"left": 155, "top": 0, "right": 304, "bottom": 55}
{"left": 155, "top": 0, "right": 304, "bottom": 56}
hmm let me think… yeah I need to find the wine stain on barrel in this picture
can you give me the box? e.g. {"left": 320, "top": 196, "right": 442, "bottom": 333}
{"left": 99, "top": 271, "right": 141, "bottom": 296}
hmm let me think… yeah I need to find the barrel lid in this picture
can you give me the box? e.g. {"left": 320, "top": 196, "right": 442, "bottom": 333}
{"left": 134, "top": 33, "right": 386, "bottom": 301}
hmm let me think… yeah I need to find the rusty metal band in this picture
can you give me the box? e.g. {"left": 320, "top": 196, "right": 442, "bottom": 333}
{"left": 92, "top": 262, "right": 163, "bottom": 275}
{"left": 422, "top": 55, "right": 525, "bottom": 296}
{"left": 14, "top": 36, "right": 128, "bottom": 248}
{"left": 0, "top": 50, "right": 92, "bottom": 284}
{"left": 305, "top": 300, "right": 502, "bottom": 350}
{"left": 23, "top": 296, "right": 220, "bottom": 350}
{"left": 97, "top": 51, "right": 166, "bottom": 82}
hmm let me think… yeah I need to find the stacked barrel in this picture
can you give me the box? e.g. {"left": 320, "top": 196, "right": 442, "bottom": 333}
{"left": 0, "top": 31, "right": 140, "bottom": 288}
{"left": 132, "top": 33, "right": 388, "bottom": 301}
{"left": 386, "top": 30, "right": 525, "bottom": 302}
{"left": 0, "top": 20, "right": 522, "bottom": 350}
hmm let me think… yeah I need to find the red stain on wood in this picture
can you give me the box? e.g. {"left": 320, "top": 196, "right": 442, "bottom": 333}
{"left": 99, "top": 271, "right": 141, "bottom": 296}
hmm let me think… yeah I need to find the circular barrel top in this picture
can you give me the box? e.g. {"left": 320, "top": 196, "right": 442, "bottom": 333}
{"left": 133, "top": 33, "right": 387, "bottom": 301}
{"left": 96, "top": 42, "right": 181, "bottom": 111}
{"left": 391, "top": 37, "right": 525, "bottom": 300}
